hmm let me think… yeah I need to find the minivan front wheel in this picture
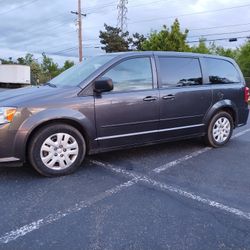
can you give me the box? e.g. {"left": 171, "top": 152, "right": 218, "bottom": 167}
{"left": 205, "top": 111, "right": 233, "bottom": 148}
{"left": 28, "top": 124, "right": 86, "bottom": 177}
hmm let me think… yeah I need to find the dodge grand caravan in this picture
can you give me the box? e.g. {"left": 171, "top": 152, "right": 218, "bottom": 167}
{"left": 0, "top": 52, "right": 249, "bottom": 176}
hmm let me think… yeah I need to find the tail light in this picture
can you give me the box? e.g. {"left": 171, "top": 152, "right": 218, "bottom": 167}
{"left": 245, "top": 87, "right": 250, "bottom": 103}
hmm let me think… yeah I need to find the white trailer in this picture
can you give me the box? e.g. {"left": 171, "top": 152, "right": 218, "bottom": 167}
{"left": 0, "top": 64, "right": 31, "bottom": 88}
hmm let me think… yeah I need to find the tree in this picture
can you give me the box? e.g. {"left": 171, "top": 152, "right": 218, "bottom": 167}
{"left": 130, "top": 33, "right": 147, "bottom": 51}
{"left": 30, "top": 61, "right": 42, "bottom": 85}
{"left": 0, "top": 57, "right": 14, "bottom": 64}
{"left": 191, "top": 39, "right": 212, "bottom": 54}
{"left": 41, "top": 53, "right": 60, "bottom": 81}
{"left": 0, "top": 53, "right": 74, "bottom": 84}
{"left": 142, "top": 19, "right": 190, "bottom": 52}
{"left": 214, "top": 46, "right": 238, "bottom": 60}
{"left": 62, "top": 60, "right": 75, "bottom": 71}
{"left": 99, "top": 24, "right": 131, "bottom": 53}
{"left": 237, "top": 41, "right": 250, "bottom": 77}
{"left": 11, "top": 53, "right": 42, "bottom": 85}
{"left": 17, "top": 53, "right": 35, "bottom": 65}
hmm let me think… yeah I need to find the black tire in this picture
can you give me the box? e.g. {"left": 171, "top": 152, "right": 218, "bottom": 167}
{"left": 28, "top": 124, "right": 86, "bottom": 177}
{"left": 204, "top": 111, "right": 233, "bottom": 148}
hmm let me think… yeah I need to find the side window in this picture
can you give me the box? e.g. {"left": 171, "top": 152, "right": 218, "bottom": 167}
{"left": 101, "top": 57, "right": 153, "bottom": 92}
{"left": 158, "top": 57, "right": 202, "bottom": 88}
{"left": 205, "top": 58, "right": 241, "bottom": 84}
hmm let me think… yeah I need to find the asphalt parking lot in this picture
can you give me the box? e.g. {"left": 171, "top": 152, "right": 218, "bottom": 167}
{"left": 0, "top": 117, "right": 250, "bottom": 250}
{"left": 0, "top": 88, "right": 7, "bottom": 91}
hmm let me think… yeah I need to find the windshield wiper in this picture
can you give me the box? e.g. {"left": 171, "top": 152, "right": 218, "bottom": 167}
{"left": 44, "top": 82, "right": 57, "bottom": 88}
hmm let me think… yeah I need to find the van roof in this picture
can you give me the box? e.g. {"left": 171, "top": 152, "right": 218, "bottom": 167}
{"left": 109, "top": 51, "right": 235, "bottom": 62}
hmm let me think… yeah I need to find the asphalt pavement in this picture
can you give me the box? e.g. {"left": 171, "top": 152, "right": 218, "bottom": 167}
{"left": 0, "top": 117, "right": 250, "bottom": 250}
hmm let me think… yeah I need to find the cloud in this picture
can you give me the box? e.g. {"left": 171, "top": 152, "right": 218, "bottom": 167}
{"left": 0, "top": 0, "right": 249, "bottom": 64}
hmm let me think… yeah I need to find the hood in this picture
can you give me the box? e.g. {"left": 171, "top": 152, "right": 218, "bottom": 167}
{"left": 0, "top": 86, "right": 81, "bottom": 107}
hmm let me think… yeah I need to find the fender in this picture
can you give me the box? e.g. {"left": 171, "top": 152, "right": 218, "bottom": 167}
{"left": 13, "top": 108, "right": 97, "bottom": 161}
{"left": 203, "top": 99, "right": 238, "bottom": 127}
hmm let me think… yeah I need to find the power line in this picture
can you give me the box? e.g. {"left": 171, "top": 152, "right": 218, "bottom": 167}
{"left": 189, "top": 22, "right": 250, "bottom": 32}
{"left": 84, "top": 1, "right": 117, "bottom": 13}
{"left": 2, "top": 0, "right": 250, "bottom": 58}
{"left": 129, "top": 3, "right": 250, "bottom": 24}
{"left": 0, "top": 0, "right": 40, "bottom": 15}
{"left": 51, "top": 45, "right": 101, "bottom": 56}
{"left": 85, "top": 1, "right": 117, "bottom": 10}
{"left": 189, "top": 29, "right": 250, "bottom": 38}
{"left": 187, "top": 35, "right": 250, "bottom": 43}
{"left": 128, "top": 0, "right": 176, "bottom": 9}
{"left": 84, "top": 0, "right": 174, "bottom": 15}
{"left": 44, "top": 40, "right": 101, "bottom": 53}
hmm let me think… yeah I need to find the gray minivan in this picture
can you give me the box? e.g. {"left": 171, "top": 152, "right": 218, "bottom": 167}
{"left": 0, "top": 52, "right": 249, "bottom": 176}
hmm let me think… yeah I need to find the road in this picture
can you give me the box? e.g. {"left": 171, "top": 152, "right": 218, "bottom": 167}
{"left": 0, "top": 118, "right": 250, "bottom": 249}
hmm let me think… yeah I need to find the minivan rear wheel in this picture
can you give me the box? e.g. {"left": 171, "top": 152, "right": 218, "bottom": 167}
{"left": 28, "top": 124, "right": 86, "bottom": 177}
{"left": 205, "top": 111, "right": 233, "bottom": 148}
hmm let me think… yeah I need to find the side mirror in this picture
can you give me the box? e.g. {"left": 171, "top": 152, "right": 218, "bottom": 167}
{"left": 94, "top": 77, "right": 113, "bottom": 93}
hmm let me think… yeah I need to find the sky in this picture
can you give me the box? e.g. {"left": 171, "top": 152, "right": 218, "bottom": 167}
{"left": 0, "top": 0, "right": 250, "bottom": 65}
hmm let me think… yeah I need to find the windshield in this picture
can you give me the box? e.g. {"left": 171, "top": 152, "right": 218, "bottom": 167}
{"left": 49, "top": 55, "right": 115, "bottom": 87}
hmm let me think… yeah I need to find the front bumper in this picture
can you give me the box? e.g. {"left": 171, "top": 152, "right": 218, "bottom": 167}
{"left": 0, "top": 123, "right": 18, "bottom": 160}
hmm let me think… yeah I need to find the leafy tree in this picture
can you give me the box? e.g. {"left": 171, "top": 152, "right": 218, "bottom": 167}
{"left": 41, "top": 53, "right": 60, "bottom": 81}
{"left": 237, "top": 41, "right": 250, "bottom": 77}
{"left": 99, "top": 24, "right": 130, "bottom": 52}
{"left": 1, "top": 53, "right": 75, "bottom": 84}
{"left": 142, "top": 19, "right": 190, "bottom": 52}
{"left": 214, "top": 46, "right": 238, "bottom": 60}
{"left": 0, "top": 57, "right": 14, "bottom": 64}
{"left": 62, "top": 60, "right": 74, "bottom": 71}
{"left": 191, "top": 39, "right": 212, "bottom": 54}
{"left": 17, "top": 53, "right": 35, "bottom": 65}
{"left": 30, "top": 61, "right": 42, "bottom": 85}
{"left": 130, "top": 33, "right": 147, "bottom": 51}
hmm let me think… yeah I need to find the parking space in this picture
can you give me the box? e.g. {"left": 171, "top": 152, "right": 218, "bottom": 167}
{"left": 0, "top": 118, "right": 250, "bottom": 249}
{"left": 0, "top": 88, "right": 8, "bottom": 92}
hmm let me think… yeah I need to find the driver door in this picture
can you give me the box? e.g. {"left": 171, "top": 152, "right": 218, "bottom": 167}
{"left": 94, "top": 56, "right": 160, "bottom": 150}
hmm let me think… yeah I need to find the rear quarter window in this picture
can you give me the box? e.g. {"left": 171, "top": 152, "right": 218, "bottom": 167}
{"left": 205, "top": 58, "right": 241, "bottom": 84}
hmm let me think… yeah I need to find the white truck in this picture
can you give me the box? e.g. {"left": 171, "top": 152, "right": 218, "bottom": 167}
{"left": 0, "top": 64, "right": 31, "bottom": 89}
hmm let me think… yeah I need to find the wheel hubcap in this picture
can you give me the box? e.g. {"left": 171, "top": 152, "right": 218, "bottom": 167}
{"left": 212, "top": 117, "right": 231, "bottom": 143}
{"left": 40, "top": 133, "right": 79, "bottom": 170}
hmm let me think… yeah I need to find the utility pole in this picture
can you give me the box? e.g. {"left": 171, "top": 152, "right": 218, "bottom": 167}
{"left": 71, "top": 0, "right": 86, "bottom": 62}
{"left": 117, "top": 0, "right": 128, "bottom": 33}
{"left": 77, "top": 0, "right": 83, "bottom": 62}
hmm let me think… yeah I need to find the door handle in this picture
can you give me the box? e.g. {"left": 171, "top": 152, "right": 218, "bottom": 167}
{"left": 143, "top": 96, "right": 157, "bottom": 102}
{"left": 162, "top": 94, "right": 175, "bottom": 100}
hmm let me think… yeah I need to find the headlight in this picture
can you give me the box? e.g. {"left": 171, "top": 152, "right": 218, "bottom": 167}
{"left": 0, "top": 107, "right": 17, "bottom": 124}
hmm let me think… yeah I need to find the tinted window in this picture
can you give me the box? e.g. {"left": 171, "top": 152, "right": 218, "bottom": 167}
{"left": 206, "top": 58, "right": 241, "bottom": 84}
{"left": 158, "top": 57, "right": 202, "bottom": 88}
{"left": 102, "top": 57, "right": 153, "bottom": 92}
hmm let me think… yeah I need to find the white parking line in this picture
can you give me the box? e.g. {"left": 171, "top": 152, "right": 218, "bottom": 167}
{"left": 232, "top": 128, "right": 250, "bottom": 138}
{"left": 0, "top": 180, "right": 136, "bottom": 244}
{"left": 92, "top": 160, "right": 250, "bottom": 221}
{"left": 1, "top": 127, "right": 249, "bottom": 244}
{"left": 154, "top": 128, "right": 250, "bottom": 173}
{"left": 153, "top": 148, "right": 210, "bottom": 173}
